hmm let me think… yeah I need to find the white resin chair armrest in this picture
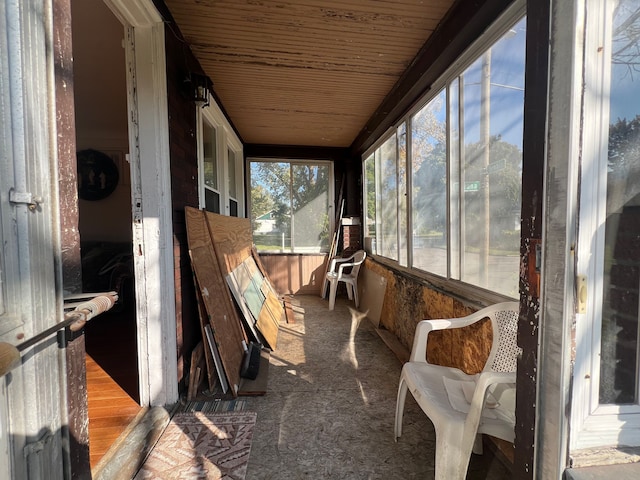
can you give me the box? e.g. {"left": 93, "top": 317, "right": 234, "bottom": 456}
{"left": 336, "top": 260, "right": 356, "bottom": 278}
{"left": 329, "top": 254, "right": 355, "bottom": 273}
{"left": 464, "top": 371, "right": 517, "bottom": 435}
{"left": 409, "top": 315, "right": 488, "bottom": 362}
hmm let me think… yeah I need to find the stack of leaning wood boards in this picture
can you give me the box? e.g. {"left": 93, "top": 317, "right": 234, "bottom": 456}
{"left": 185, "top": 206, "right": 285, "bottom": 397}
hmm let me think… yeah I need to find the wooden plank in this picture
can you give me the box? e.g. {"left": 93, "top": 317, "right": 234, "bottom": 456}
{"left": 187, "top": 341, "right": 205, "bottom": 401}
{"left": 283, "top": 296, "right": 296, "bottom": 324}
{"left": 194, "top": 284, "right": 217, "bottom": 391}
{"left": 238, "top": 349, "right": 270, "bottom": 396}
{"left": 185, "top": 207, "right": 245, "bottom": 396}
{"left": 256, "top": 290, "right": 284, "bottom": 350}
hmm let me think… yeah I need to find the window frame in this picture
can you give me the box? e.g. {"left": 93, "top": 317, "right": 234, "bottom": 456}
{"left": 571, "top": 0, "right": 640, "bottom": 450}
{"left": 362, "top": 0, "right": 525, "bottom": 303}
{"left": 248, "top": 157, "right": 334, "bottom": 254}
{"left": 197, "top": 101, "right": 244, "bottom": 217}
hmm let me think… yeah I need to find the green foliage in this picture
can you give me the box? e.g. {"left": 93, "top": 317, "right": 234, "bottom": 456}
{"left": 250, "top": 161, "right": 330, "bottom": 251}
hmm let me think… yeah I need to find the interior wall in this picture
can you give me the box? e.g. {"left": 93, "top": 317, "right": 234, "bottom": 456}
{"left": 71, "top": 0, "right": 131, "bottom": 243}
{"left": 364, "top": 259, "right": 493, "bottom": 374}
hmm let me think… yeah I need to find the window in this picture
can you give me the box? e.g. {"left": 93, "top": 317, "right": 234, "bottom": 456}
{"left": 572, "top": 0, "right": 640, "bottom": 450}
{"left": 363, "top": 6, "right": 525, "bottom": 298}
{"left": 197, "top": 102, "right": 244, "bottom": 217}
{"left": 249, "top": 159, "right": 333, "bottom": 253}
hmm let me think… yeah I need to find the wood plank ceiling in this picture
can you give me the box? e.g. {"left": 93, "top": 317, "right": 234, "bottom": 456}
{"left": 164, "top": 0, "right": 454, "bottom": 148}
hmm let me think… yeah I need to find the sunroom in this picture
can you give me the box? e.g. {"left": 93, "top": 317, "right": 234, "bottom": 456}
{"left": 3, "top": 0, "right": 640, "bottom": 478}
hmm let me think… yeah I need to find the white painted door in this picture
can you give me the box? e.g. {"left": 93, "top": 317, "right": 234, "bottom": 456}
{"left": 572, "top": 0, "right": 640, "bottom": 451}
{"left": 0, "top": 0, "right": 66, "bottom": 478}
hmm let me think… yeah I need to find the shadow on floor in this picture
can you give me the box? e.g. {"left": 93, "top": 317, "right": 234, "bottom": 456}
{"left": 240, "top": 294, "right": 512, "bottom": 480}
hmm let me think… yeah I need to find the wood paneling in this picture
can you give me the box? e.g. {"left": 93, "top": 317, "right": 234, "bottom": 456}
{"left": 163, "top": 0, "right": 453, "bottom": 147}
{"left": 259, "top": 254, "right": 327, "bottom": 295}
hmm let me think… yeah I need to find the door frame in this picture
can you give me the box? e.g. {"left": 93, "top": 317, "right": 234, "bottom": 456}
{"left": 105, "top": 0, "right": 178, "bottom": 406}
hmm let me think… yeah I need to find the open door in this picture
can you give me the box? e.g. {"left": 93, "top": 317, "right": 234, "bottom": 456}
{"left": 1, "top": 0, "right": 68, "bottom": 477}
{"left": 70, "top": 0, "right": 143, "bottom": 467}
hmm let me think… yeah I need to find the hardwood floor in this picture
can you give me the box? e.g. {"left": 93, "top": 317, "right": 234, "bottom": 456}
{"left": 85, "top": 307, "right": 141, "bottom": 469}
{"left": 86, "top": 353, "right": 141, "bottom": 468}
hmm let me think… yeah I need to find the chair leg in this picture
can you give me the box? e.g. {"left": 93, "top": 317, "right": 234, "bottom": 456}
{"left": 328, "top": 279, "right": 338, "bottom": 310}
{"left": 394, "top": 377, "right": 408, "bottom": 441}
{"left": 321, "top": 276, "right": 328, "bottom": 299}
{"left": 434, "top": 426, "right": 474, "bottom": 480}
{"left": 353, "top": 283, "right": 359, "bottom": 308}
{"left": 345, "top": 283, "right": 353, "bottom": 300}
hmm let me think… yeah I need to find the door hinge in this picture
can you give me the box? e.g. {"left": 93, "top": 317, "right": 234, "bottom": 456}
{"left": 9, "top": 188, "right": 43, "bottom": 211}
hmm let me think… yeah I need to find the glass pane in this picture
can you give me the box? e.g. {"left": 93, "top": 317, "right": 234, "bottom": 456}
{"left": 250, "top": 161, "right": 291, "bottom": 252}
{"left": 599, "top": 1, "right": 640, "bottom": 405}
{"left": 230, "top": 199, "right": 238, "bottom": 217}
{"left": 363, "top": 154, "right": 377, "bottom": 254}
{"left": 398, "top": 123, "right": 408, "bottom": 266}
{"left": 228, "top": 147, "right": 237, "bottom": 199}
{"left": 411, "top": 90, "right": 448, "bottom": 277}
{"left": 205, "top": 188, "right": 220, "bottom": 214}
{"left": 459, "top": 18, "right": 525, "bottom": 296}
{"left": 203, "top": 120, "right": 218, "bottom": 190}
{"left": 292, "top": 164, "right": 330, "bottom": 253}
{"left": 379, "top": 135, "right": 398, "bottom": 260}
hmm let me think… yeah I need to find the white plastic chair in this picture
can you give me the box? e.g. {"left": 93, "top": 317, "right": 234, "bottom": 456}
{"left": 394, "top": 301, "right": 520, "bottom": 480}
{"left": 322, "top": 250, "right": 366, "bottom": 310}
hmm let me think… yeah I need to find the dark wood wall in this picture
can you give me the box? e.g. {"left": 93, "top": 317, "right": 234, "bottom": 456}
{"left": 161, "top": 6, "right": 202, "bottom": 386}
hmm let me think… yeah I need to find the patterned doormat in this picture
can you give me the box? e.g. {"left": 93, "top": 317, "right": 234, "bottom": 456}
{"left": 134, "top": 411, "right": 257, "bottom": 480}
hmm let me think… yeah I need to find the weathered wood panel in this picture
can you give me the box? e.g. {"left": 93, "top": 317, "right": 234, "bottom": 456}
{"left": 205, "top": 213, "right": 254, "bottom": 273}
{"left": 54, "top": 0, "right": 89, "bottom": 476}
{"left": 259, "top": 254, "right": 327, "bottom": 295}
{"left": 185, "top": 207, "right": 245, "bottom": 396}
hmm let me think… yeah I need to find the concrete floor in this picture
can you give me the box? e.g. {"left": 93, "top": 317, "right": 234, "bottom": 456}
{"left": 243, "top": 294, "right": 512, "bottom": 480}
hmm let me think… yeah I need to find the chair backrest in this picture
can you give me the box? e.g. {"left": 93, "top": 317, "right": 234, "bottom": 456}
{"left": 483, "top": 301, "right": 520, "bottom": 373}
{"left": 349, "top": 250, "right": 366, "bottom": 278}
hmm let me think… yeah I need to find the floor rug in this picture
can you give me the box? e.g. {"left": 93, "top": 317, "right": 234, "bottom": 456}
{"left": 134, "top": 411, "right": 257, "bottom": 480}
{"left": 180, "top": 399, "right": 247, "bottom": 413}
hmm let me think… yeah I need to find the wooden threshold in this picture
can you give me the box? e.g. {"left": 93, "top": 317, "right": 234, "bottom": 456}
{"left": 86, "top": 353, "right": 142, "bottom": 469}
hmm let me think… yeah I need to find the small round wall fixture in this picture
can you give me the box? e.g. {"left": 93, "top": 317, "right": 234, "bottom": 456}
{"left": 77, "top": 149, "right": 119, "bottom": 201}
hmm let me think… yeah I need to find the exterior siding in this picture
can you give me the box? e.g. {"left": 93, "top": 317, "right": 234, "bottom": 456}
{"left": 165, "top": 19, "right": 201, "bottom": 386}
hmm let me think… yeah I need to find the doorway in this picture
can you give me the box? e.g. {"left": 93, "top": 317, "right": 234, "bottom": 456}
{"left": 70, "top": 0, "right": 141, "bottom": 467}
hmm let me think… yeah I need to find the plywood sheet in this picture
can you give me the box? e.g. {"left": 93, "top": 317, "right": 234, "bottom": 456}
{"left": 185, "top": 206, "right": 245, "bottom": 396}
{"left": 205, "top": 212, "right": 253, "bottom": 273}
{"left": 359, "top": 267, "right": 388, "bottom": 328}
{"left": 238, "top": 349, "right": 270, "bottom": 396}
